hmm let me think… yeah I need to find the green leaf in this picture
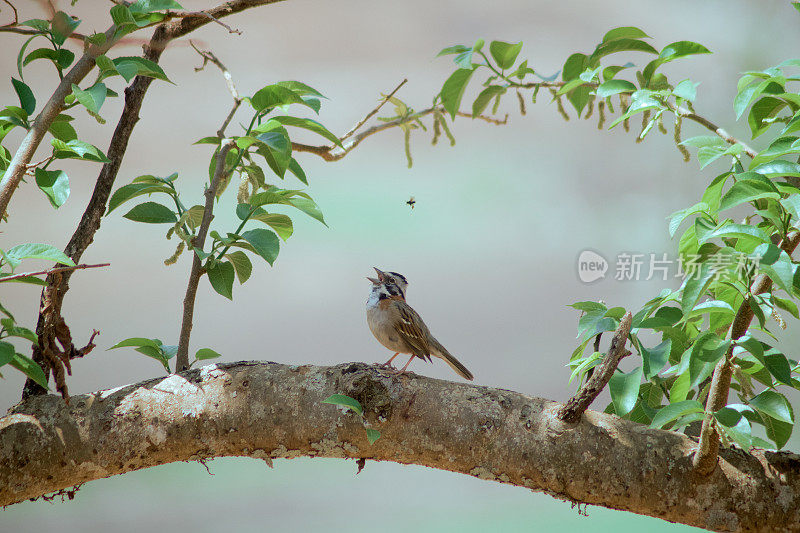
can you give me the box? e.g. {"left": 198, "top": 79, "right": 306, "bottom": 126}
{"left": 752, "top": 160, "right": 800, "bottom": 177}
{"left": 71, "top": 82, "right": 106, "bottom": 114}
{"left": 365, "top": 428, "right": 381, "bottom": 444}
{"left": 680, "top": 262, "right": 716, "bottom": 315}
{"left": 595, "top": 79, "right": 636, "bottom": 98}
{"left": 250, "top": 211, "right": 293, "bottom": 241}
{"left": 592, "top": 39, "right": 657, "bottom": 60}
{"left": 240, "top": 229, "right": 280, "bottom": 265}
{"left": 650, "top": 400, "right": 704, "bottom": 429}
{"left": 9, "top": 352, "right": 48, "bottom": 389}
{"left": 123, "top": 201, "right": 177, "bottom": 224}
{"left": 472, "top": 86, "right": 506, "bottom": 117}
{"left": 753, "top": 243, "right": 794, "bottom": 294}
{"left": 50, "top": 11, "right": 80, "bottom": 46}
{"left": 5, "top": 243, "right": 74, "bottom": 267}
{"left": 34, "top": 168, "right": 69, "bottom": 208}
{"left": 129, "top": 0, "right": 184, "bottom": 13}
{"left": 489, "top": 40, "right": 523, "bottom": 70}
{"left": 750, "top": 390, "right": 793, "bottom": 423}
{"left": 52, "top": 139, "right": 110, "bottom": 163}
{"left": 322, "top": 394, "right": 363, "bottom": 415}
{"left": 602, "top": 26, "right": 650, "bottom": 42}
{"left": 672, "top": 79, "right": 698, "bottom": 102}
{"left": 255, "top": 129, "right": 292, "bottom": 177}
{"left": 107, "top": 182, "right": 174, "bottom": 214}
{"left": 609, "top": 366, "right": 642, "bottom": 416}
{"left": 668, "top": 202, "right": 709, "bottom": 238}
{"left": 195, "top": 347, "right": 222, "bottom": 360}
{"left": 206, "top": 260, "right": 235, "bottom": 300}
{"left": 0, "top": 318, "right": 37, "bottom": 345}
{"left": 112, "top": 57, "right": 171, "bottom": 82}
{"left": 225, "top": 251, "right": 252, "bottom": 284}
{"left": 0, "top": 341, "right": 15, "bottom": 366}
{"left": 250, "top": 84, "right": 306, "bottom": 112}
{"left": 641, "top": 340, "right": 671, "bottom": 379}
{"left": 715, "top": 408, "right": 752, "bottom": 450}
{"left": 440, "top": 67, "right": 476, "bottom": 120}
{"left": 109, "top": 337, "right": 162, "bottom": 349}
{"left": 719, "top": 179, "right": 780, "bottom": 211}
{"left": 287, "top": 196, "right": 326, "bottom": 225}
{"left": 24, "top": 48, "right": 75, "bottom": 70}
{"left": 437, "top": 44, "right": 471, "bottom": 57}
{"left": 697, "top": 222, "right": 769, "bottom": 245}
{"left": 48, "top": 120, "right": 77, "bottom": 142}
{"left": 287, "top": 158, "right": 307, "bottom": 185}
{"left": 11, "top": 78, "right": 35, "bottom": 115}
{"left": 659, "top": 41, "right": 711, "bottom": 60}
{"left": 268, "top": 115, "right": 342, "bottom": 148}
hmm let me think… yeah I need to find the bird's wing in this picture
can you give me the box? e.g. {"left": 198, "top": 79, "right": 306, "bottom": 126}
{"left": 391, "top": 300, "right": 433, "bottom": 361}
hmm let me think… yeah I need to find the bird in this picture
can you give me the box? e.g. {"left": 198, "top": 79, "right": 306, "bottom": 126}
{"left": 365, "top": 267, "right": 473, "bottom": 380}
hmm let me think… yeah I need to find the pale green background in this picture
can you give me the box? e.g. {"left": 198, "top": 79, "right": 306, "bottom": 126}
{"left": 1, "top": 1, "right": 799, "bottom": 531}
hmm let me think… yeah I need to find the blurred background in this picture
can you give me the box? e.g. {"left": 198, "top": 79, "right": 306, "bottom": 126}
{"left": 2, "top": 0, "right": 799, "bottom": 531}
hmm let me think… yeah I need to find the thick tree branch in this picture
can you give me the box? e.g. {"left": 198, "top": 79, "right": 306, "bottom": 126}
{"left": 175, "top": 140, "right": 234, "bottom": 372}
{"left": 2, "top": 361, "right": 799, "bottom": 532}
{"left": 693, "top": 231, "right": 800, "bottom": 475}
{"left": 557, "top": 312, "right": 632, "bottom": 423}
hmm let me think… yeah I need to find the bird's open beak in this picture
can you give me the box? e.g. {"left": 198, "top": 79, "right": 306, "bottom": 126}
{"left": 367, "top": 267, "right": 385, "bottom": 284}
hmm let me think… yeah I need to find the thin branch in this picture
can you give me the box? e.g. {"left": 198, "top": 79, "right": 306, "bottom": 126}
{"left": 292, "top": 107, "right": 507, "bottom": 162}
{"left": 174, "top": 139, "right": 234, "bottom": 372}
{"left": 557, "top": 311, "right": 633, "bottom": 423}
{"left": 0, "top": 262, "right": 109, "bottom": 283}
{"left": 341, "top": 78, "right": 407, "bottom": 141}
{"left": 664, "top": 101, "right": 758, "bottom": 159}
{"left": 693, "top": 231, "right": 800, "bottom": 475}
{"left": 190, "top": 40, "right": 241, "bottom": 137}
{"left": 1, "top": 0, "right": 18, "bottom": 25}
{"left": 176, "top": 9, "right": 242, "bottom": 34}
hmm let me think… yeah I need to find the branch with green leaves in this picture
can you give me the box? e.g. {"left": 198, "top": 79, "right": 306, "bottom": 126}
{"left": 438, "top": 20, "right": 800, "bottom": 465}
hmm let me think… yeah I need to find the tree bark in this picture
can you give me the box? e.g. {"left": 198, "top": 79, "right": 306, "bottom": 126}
{"left": 1, "top": 361, "right": 798, "bottom": 532}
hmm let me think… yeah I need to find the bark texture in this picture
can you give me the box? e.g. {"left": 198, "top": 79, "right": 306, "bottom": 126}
{"left": 1, "top": 361, "right": 799, "bottom": 531}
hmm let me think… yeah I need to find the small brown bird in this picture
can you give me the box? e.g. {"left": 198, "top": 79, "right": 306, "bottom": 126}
{"left": 365, "top": 267, "right": 473, "bottom": 380}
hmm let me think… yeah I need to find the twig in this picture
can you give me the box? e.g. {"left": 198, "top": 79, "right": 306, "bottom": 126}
{"left": 693, "top": 231, "right": 800, "bottom": 475}
{"left": 175, "top": 139, "right": 234, "bottom": 372}
{"left": 557, "top": 312, "right": 633, "bottom": 423}
{"left": 0, "top": 263, "right": 109, "bottom": 283}
{"left": 664, "top": 101, "right": 758, "bottom": 159}
{"left": 190, "top": 41, "right": 241, "bottom": 137}
{"left": 177, "top": 10, "right": 242, "bottom": 34}
{"left": 292, "top": 107, "right": 507, "bottom": 162}
{"left": 341, "top": 78, "right": 408, "bottom": 142}
{"left": 1, "top": 0, "right": 18, "bottom": 25}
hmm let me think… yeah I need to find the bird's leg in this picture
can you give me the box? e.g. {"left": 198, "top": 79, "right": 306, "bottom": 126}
{"left": 381, "top": 352, "right": 400, "bottom": 368}
{"left": 399, "top": 355, "right": 416, "bottom": 373}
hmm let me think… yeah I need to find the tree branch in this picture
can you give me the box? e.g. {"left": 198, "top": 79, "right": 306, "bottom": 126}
{"left": 22, "top": 0, "right": 289, "bottom": 400}
{"left": 0, "top": 24, "right": 119, "bottom": 220}
{"left": 292, "top": 108, "right": 507, "bottom": 162}
{"left": 693, "top": 231, "right": 800, "bottom": 475}
{"left": 557, "top": 311, "right": 632, "bottom": 423}
{"left": 0, "top": 262, "right": 109, "bottom": 283}
{"left": 174, "top": 139, "right": 234, "bottom": 372}
{"left": 2, "top": 361, "right": 799, "bottom": 532}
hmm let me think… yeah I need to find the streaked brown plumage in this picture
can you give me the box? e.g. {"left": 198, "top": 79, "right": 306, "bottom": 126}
{"left": 366, "top": 267, "right": 473, "bottom": 380}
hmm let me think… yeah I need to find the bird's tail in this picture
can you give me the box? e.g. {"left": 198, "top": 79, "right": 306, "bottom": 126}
{"left": 430, "top": 338, "right": 474, "bottom": 381}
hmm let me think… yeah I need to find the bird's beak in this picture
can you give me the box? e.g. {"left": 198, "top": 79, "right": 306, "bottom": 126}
{"left": 366, "top": 276, "right": 380, "bottom": 284}
{"left": 373, "top": 267, "right": 386, "bottom": 281}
